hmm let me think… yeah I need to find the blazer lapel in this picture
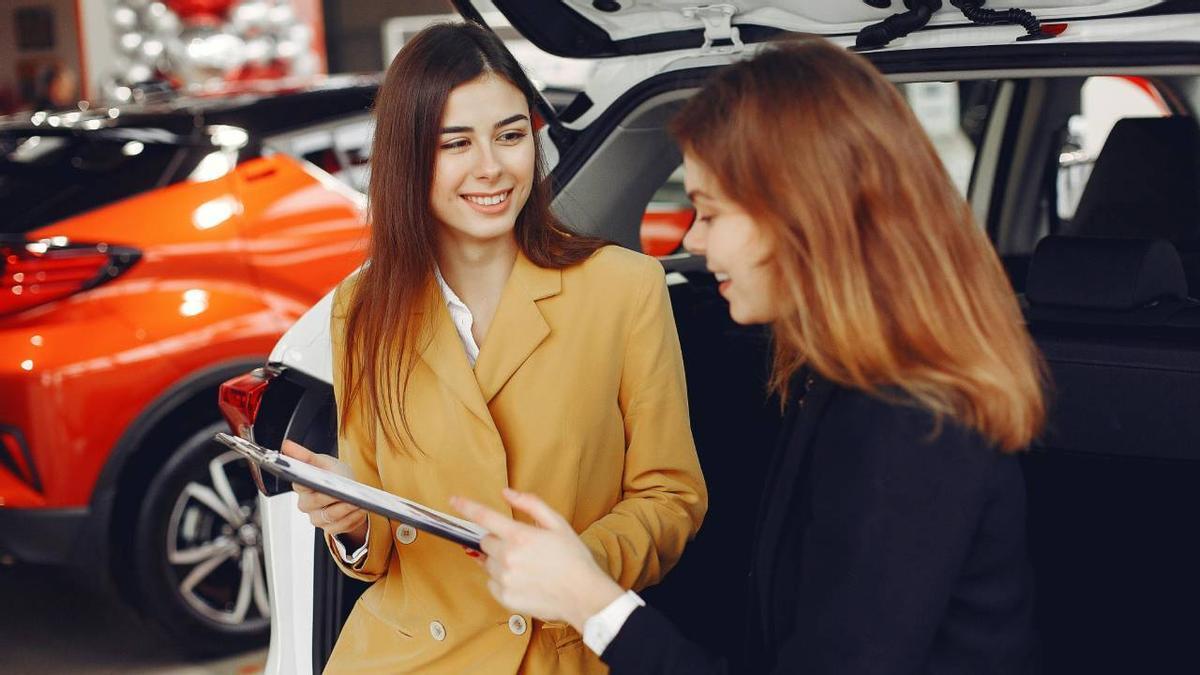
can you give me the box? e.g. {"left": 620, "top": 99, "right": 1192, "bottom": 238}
{"left": 419, "top": 292, "right": 497, "bottom": 434}
{"left": 754, "top": 374, "right": 837, "bottom": 634}
{"left": 473, "top": 252, "right": 560, "bottom": 403}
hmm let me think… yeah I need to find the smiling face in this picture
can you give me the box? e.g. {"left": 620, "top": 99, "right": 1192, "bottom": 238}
{"left": 681, "top": 153, "right": 781, "bottom": 325}
{"left": 430, "top": 74, "right": 534, "bottom": 247}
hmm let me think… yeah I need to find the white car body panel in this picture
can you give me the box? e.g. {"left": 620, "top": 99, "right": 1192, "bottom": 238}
{"left": 261, "top": 283, "right": 344, "bottom": 675}
{"left": 261, "top": 491, "right": 316, "bottom": 675}
{"left": 268, "top": 287, "right": 338, "bottom": 383}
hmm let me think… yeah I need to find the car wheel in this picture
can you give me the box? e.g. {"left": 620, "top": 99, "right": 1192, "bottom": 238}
{"left": 134, "top": 421, "right": 270, "bottom": 656}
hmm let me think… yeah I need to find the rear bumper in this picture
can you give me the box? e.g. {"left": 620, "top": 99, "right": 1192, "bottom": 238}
{"left": 0, "top": 506, "right": 89, "bottom": 565}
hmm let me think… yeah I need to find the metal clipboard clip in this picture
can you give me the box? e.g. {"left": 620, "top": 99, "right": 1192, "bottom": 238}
{"left": 214, "top": 432, "right": 279, "bottom": 496}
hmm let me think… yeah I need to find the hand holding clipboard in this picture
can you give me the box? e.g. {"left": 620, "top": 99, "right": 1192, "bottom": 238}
{"left": 214, "top": 432, "right": 487, "bottom": 550}
{"left": 280, "top": 440, "right": 370, "bottom": 544}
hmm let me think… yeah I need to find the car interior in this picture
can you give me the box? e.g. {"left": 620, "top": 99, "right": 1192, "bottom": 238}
{"left": 281, "top": 63, "right": 1200, "bottom": 673}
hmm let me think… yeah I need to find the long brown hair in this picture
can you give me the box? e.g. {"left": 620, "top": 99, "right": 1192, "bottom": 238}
{"left": 342, "top": 22, "right": 605, "bottom": 448}
{"left": 671, "top": 38, "right": 1045, "bottom": 451}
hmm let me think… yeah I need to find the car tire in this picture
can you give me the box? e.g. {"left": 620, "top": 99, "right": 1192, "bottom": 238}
{"left": 133, "top": 421, "right": 270, "bottom": 657}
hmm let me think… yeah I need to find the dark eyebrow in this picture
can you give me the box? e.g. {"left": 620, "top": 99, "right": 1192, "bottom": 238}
{"left": 440, "top": 114, "right": 530, "bottom": 135}
{"left": 494, "top": 113, "right": 528, "bottom": 128}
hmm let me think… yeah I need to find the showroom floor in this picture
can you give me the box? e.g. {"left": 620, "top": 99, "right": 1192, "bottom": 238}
{"left": 0, "top": 563, "right": 266, "bottom": 675}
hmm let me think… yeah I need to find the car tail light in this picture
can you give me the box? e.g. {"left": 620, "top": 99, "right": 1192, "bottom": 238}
{"left": 1, "top": 237, "right": 141, "bottom": 318}
{"left": 219, "top": 368, "right": 277, "bottom": 439}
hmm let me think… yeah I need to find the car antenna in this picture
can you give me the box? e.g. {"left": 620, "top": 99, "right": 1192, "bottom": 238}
{"left": 855, "top": 0, "right": 1048, "bottom": 51}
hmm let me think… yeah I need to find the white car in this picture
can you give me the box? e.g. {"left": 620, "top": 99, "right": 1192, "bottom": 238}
{"left": 218, "top": 2, "right": 1200, "bottom": 673}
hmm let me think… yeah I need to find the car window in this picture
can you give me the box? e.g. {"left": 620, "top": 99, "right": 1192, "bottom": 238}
{"left": 266, "top": 115, "right": 374, "bottom": 194}
{"left": 0, "top": 130, "right": 208, "bottom": 234}
{"left": 1056, "top": 76, "right": 1170, "bottom": 223}
{"left": 899, "top": 81, "right": 994, "bottom": 197}
{"left": 641, "top": 166, "right": 691, "bottom": 258}
{"left": 639, "top": 80, "right": 999, "bottom": 259}
{"left": 967, "top": 73, "right": 1195, "bottom": 293}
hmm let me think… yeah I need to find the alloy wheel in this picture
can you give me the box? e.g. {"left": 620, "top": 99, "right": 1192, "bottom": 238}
{"left": 164, "top": 448, "right": 270, "bottom": 628}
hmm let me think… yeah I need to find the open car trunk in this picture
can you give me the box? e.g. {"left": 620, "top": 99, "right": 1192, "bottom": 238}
{"left": 455, "top": 0, "right": 1173, "bottom": 57}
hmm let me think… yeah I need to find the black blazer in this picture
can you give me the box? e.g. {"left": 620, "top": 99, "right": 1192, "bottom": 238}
{"left": 602, "top": 375, "right": 1035, "bottom": 674}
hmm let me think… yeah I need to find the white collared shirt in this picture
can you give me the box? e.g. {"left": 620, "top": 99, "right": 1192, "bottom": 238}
{"left": 434, "top": 266, "right": 481, "bottom": 367}
{"left": 334, "top": 267, "right": 480, "bottom": 564}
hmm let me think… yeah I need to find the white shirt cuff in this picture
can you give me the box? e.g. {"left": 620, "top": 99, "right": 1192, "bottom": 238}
{"left": 582, "top": 590, "right": 645, "bottom": 656}
{"left": 331, "top": 522, "right": 369, "bottom": 565}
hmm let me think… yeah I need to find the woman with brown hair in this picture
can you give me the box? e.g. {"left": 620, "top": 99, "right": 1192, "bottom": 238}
{"left": 280, "top": 22, "right": 707, "bottom": 674}
{"left": 454, "top": 36, "right": 1045, "bottom": 674}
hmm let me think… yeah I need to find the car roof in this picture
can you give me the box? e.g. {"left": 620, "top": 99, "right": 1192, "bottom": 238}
{"left": 0, "top": 74, "right": 380, "bottom": 139}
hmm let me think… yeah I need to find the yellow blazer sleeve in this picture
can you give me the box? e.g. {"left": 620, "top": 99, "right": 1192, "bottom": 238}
{"left": 578, "top": 259, "right": 708, "bottom": 591}
{"left": 326, "top": 279, "right": 395, "bottom": 582}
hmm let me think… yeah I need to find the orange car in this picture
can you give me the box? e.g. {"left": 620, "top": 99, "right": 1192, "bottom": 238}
{"left": 0, "top": 77, "right": 376, "bottom": 654}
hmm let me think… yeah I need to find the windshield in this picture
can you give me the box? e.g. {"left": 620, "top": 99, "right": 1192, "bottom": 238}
{"left": 0, "top": 129, "right": 214, "bottom": 234}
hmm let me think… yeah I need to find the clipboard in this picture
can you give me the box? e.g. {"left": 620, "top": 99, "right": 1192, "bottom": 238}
{"left": 214, "top": 432, "right": 487, "bottom": 550}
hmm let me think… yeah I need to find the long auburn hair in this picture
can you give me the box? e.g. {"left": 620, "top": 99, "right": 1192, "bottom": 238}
{"left": 341, "top": 22, "right": 606, "bottom": 448}
{"left": 670, "top": 38, "right": 1046, "bottom": 452}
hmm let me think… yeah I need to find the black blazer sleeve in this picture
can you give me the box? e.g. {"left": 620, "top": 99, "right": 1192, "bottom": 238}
{"left": 602, "top": 604, "right": 730, "bottom": 674}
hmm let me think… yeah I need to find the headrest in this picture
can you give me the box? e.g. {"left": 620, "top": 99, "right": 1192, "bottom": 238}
{"left": 1069, "top": 116, "right": 1200, "bottom": 241}
{"left": 1026, "top": 236, "right": 1188, "bottom": 310}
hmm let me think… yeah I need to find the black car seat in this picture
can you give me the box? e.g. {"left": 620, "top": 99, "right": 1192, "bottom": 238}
{"left": 1066, "top": 116, "right": 1200, "bottom": 293}
{"left": 1019, "top": 235, "right": 1200, "bottom": 673}
{"left": 1025, "top": 235, "right": 1194, "bottom": 323}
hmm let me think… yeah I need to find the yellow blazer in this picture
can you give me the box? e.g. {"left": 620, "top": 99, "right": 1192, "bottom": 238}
{"left": 324, "top": 246, "right": 707, "bottom": 674}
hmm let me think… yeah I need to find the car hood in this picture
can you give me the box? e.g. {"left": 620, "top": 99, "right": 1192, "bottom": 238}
{"left": 456, "top": 0, "right": 1170, "bottom": 57}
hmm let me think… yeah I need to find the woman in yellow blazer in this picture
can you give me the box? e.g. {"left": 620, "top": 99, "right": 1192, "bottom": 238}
{"left": 280, "top": 22, "right": 707, "bottom": 674}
